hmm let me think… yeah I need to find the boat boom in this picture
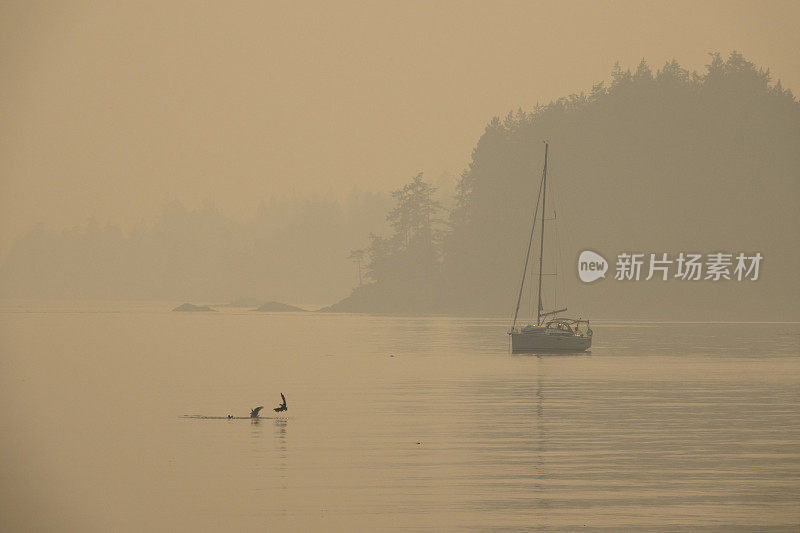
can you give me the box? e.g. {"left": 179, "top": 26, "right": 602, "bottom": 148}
{"left": 539, "top": 307, "right": 567, "bottom": 319}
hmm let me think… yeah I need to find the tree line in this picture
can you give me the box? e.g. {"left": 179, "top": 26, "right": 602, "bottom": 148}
{"left": 332, "top": 52, "right": 799, "bottom": 320}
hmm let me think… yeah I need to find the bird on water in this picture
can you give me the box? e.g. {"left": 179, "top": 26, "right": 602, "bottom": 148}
{"left": 273, "top": 393, "right": 287, "bottom": 412}
{"left": 250, "top": 406, "right": 264, "bottom": 418}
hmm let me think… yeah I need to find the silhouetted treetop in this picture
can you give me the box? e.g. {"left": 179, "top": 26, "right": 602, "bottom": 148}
{"left": 440, "top": 51, "right": 798, "bottom": 317}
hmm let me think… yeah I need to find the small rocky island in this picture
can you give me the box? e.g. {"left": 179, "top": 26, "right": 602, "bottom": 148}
{"left": 172, "top": 303, "right": 217, "bottom": 312}
{"left": 253, "top": 301, "right": 306, "bottom": 312}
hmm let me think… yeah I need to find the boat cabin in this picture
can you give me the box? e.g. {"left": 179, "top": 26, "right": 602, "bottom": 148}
{"left": 517, "top": 318, "right": 592, "bottom": 337}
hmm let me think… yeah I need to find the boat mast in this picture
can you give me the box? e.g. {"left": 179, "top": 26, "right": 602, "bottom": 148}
{"left": 510, "top": 145, "right": 545, "bottom": 333}
{"left": 536, "top": 142, "right": 548, "bottom": 326}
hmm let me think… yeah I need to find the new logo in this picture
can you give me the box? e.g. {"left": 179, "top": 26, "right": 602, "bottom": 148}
{"left": 578, "top": 250, "right": 608, "bottom": 282}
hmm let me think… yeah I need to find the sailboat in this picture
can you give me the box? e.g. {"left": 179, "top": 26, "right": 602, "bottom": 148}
{"left": 508, "top": 142, "right": 592, "bottom": 353}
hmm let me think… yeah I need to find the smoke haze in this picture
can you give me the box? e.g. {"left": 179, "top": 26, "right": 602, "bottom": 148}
{"left": 2, "top": 1, "right": 799, "bottom": 255}
{"left": 1, "top": 2, "right": 798, "bottom": 319}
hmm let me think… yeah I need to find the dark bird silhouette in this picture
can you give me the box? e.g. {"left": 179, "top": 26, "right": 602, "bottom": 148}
{"left": 273, "top": 393, "right": 287, "bottom": 412}
{"left": 250, "top": 406, "right": 264, "bottom": 418}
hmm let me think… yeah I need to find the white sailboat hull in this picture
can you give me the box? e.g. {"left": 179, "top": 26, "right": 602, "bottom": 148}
{"left": 510, "top": 330, "right": 591, "bottom": 353}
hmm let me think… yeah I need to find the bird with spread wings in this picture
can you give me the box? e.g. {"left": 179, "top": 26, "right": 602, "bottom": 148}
{"left": 273, "top": 393, "right": 287, "bottom": 412}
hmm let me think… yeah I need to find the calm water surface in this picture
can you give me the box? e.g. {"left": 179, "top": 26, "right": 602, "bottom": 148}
{"left": 1, "top": 301, "right": 798, "bottom": 531}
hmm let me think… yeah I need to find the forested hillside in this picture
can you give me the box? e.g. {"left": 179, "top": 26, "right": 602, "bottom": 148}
{"left": 4, "top": 52, "right": 797, "bottom": 319}
{"left": 333, "top": 52, "right": 799, "bottom": 319}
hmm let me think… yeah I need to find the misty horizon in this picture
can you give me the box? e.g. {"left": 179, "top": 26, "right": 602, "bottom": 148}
{"left": 2, "top": 3, "right": 799, "bottom": 531}
{"left": 3, "top": 52, "right": 797, "bottom": 323}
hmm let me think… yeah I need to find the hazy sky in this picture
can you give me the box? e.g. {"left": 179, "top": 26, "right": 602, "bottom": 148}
{"left": 1, "top": 0, "right": 798, "bottom": 257}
